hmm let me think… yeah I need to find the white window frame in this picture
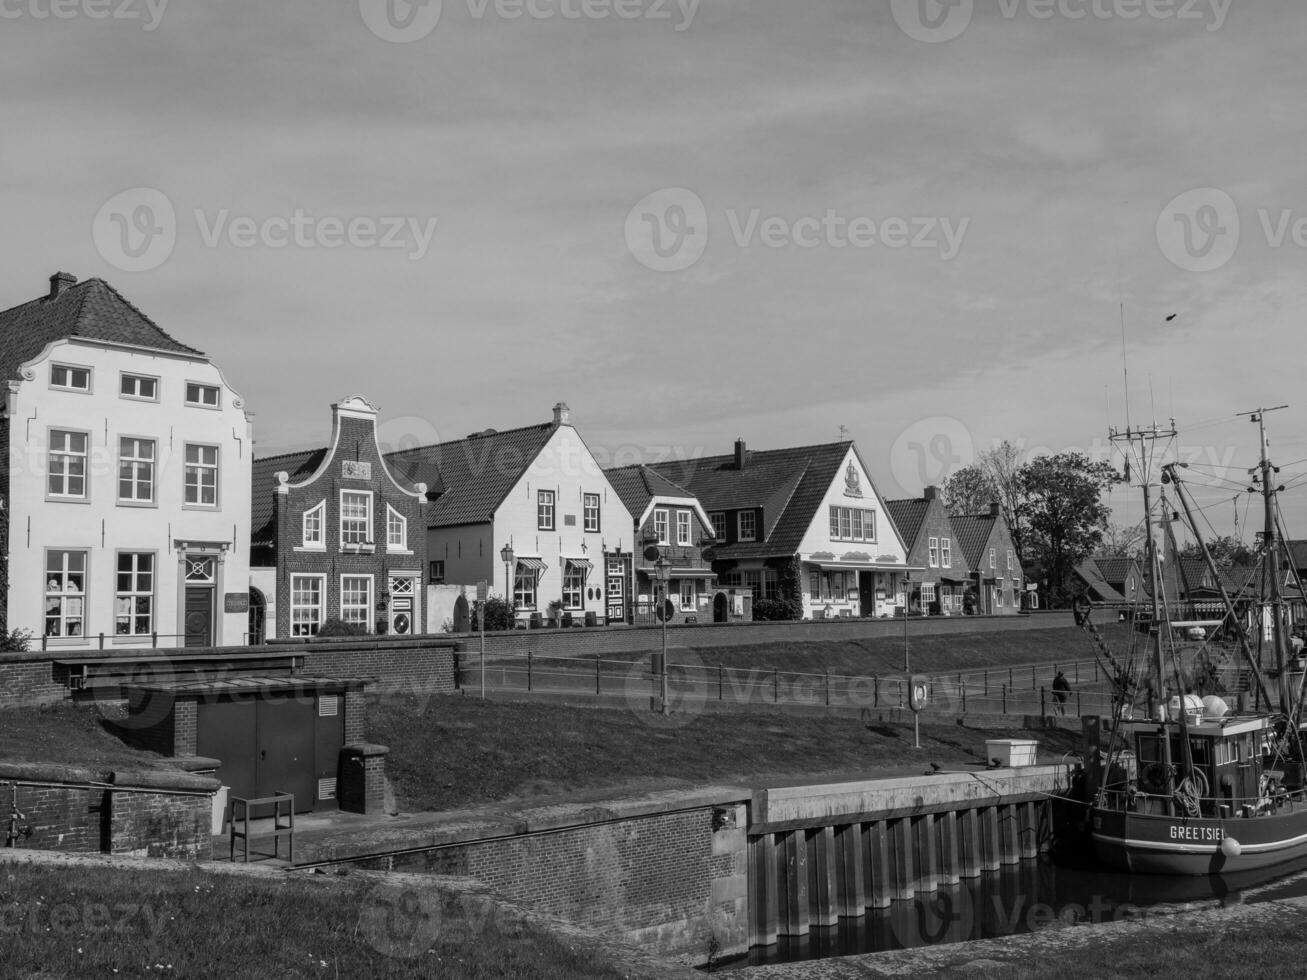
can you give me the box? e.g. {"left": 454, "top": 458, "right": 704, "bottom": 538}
{"left": 990, "top": 547, "right": 996, "bottom": 570}
{"left": 829, "top": 506, "right": 876, "bottom": 543}
{"left": 921, "top": 582, "right": 937, "bottom": 606}
{"left": 290, "top": 574, "right": 325, "bottom": 637}
{"left": 738, "top": 511, "right": 757, "bottom": 543}
{"left": 537, "top": 490, "right": 556, "bottom": 531}
{"left": 340, "top": 574, "right": 374, "bottom": 631}
{"left": 711, "top": 512, "right": 726, "bottom": 541}
{"left": 562, "top": 564, "right": 584, "bottom": 610}
{"left": 386, "top": 504, "right": 408, "bottom": 551}
{"left": 45, "top": 550, "right": 88, "bottom": 638}
{"left": 514, "top": 565, "right": 538, "bottom": 610}
{"left": 47, "top": 429, "right": 90, "bottom": 500}
{"left": 928, "top": 537, "right": 939, "bottom": 568}
{"left": 340, "top": 490, "right": 373, "bottom": 547}
{"left": 184, "top": 381, "right": 221, "bottom": 409}
{"left": 302, "top": 500, "right": 325, "bottom": 548}
{"left": 941, "top": 538, "right": 952, "bottom": 568}
{"left": 1007, "top": 548, "right": 1015, "bottom": 571}
{"left": 50, "top": 363, "right": 91, "bottom": 393}
{"left": 654, "top": 508, "right": 670, "bottom": 544}
{"left": 583, "top": 493, "right": 601, "bottom": 533}
{"left": 676, "top": 511, "right": 692, "bottom": 547}
{"left": 429, "top": 560, "right": 446, "bottom": 584}
{"left": 115, "top": 551, "right": 154, "bottom": 637}
{"left": 183, "top": 443, "right": 220, "bottom": 508}
{"left": 119, "top": 373, "right": 159, "bottom": 402}
{"left": 117, "top": 436, "right": 156, "bottom": 505}
{"left": 680, "top": 579, "right": 697, "bottom": 611}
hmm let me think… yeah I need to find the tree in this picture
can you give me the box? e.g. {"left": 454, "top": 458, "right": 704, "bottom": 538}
{"left": 942, "top": 465, "right": 996, "bottom": 516}
{"left": 1177, "top": 535, "right": 1253, "bottom": 570}
{"left": 1020, "top": 452, "right": 1117, "bottom": 607}
{"left": 1095, "top": 522, "right": 1146, "bottom": 560}
{"left": 978, "top": 441, "right": 1028, "bottom": 567}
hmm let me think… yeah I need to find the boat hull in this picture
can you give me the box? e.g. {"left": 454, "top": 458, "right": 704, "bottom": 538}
{"left": 1091, "top": 805, "right": 1307, "bottom": 875}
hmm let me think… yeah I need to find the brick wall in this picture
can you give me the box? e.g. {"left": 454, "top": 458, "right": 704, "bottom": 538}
{"left": 302, "top": 642, "right": 456, "bottom": 699}
{"left": 0, "top": 656, "right": 71, "bottom": 709}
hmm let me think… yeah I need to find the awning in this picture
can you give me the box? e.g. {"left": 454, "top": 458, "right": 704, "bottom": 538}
{"left": 809, "top": 560, "right": 925, "bottom": 572}
{"left": 636, "top": 566, "right": 717, "bottom": 579}
{"left": 516, "top": 557, "right": 547, "bottom": 574}
{"left": 564, "top": 557, "right": 594, "bottom": 573}
{"left": 939, "top": 577, "right": 966, "bottom": 586}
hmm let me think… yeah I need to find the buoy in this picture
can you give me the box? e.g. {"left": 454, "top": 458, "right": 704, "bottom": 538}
{"left": 1221, "top": 837, "right": 1242, "bottom": 859}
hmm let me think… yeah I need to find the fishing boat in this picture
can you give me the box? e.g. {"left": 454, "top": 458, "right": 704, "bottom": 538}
{"left": 1075, "top": 410, "right": 1307, "bottom": 876}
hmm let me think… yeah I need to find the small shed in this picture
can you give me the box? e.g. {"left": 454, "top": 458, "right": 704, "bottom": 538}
{"left": 126, "top": 675, "right": 368, "bottom": 814}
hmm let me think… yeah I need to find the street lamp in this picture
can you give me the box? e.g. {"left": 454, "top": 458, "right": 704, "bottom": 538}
{"left": 903, "top": 570, "right": 911, "bottom": 672}
{"left": 500, "top": 544, "right": 515, "bottom": 616}
{"left": 655, "top": 556, "right": 672, "bottom": 715}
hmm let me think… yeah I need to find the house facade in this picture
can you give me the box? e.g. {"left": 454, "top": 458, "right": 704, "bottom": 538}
{"left": 389, "top": 403, "right": 634, "bottom": 628}
{"left": 951, "top": 504, "right": 1023, "bottom": 615}
{"left": 885, "top": 486, "right": 972, "bottom": 615}
{"left": 249, "top": 396, "right": 428, "bottom": 639}
{"left": 649, "top": 440, "right": 915, "bottom": 620}
{"left": 0, "top": 273, "right": 252, "bottom": 648}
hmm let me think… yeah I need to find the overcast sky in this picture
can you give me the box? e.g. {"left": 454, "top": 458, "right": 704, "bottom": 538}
{"left": 3, "top": 0, "right": 1305, "bottom": 539}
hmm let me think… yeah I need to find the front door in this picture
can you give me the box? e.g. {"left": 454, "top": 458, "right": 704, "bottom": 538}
{"left": 606, "top": 557, "right": 627, "bottom": 624}
{"left": 713, "top": 592, "right": 728, "bottom": 623}
{"left": 388, "top": 576, "right": 416, "bottom": 635}
{"left": 184, "top": 587, "right": 213, "bottom": 647}
{"left": 255, "top": 696, "right": 316, "bottom": 807}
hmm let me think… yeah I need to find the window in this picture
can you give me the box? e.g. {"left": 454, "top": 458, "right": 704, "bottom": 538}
{"left": 922, "top": 582, "right": 937, "bottom": 607}
{"left": 302, "top": 501, "right": 324, "bottom": 547}
{"left": 537, "top": 490, "right": 555, "bottom": 531}
{"left": 928, "top": 537, "right": 939, "bottom": 568}
{"left": 386, "top": 505, "right": 407, "bottom": 549}
{"left": 680, "top": 579, "right": 696, "bottom": 611}
{"left": 809, "top": 572, "right": 820, "bottom": 597}
{"left": 676, "top": 511, "right": 691, "bottom": 546}
{"left": 1007, "top": 549, "right": 1015, "bottom": 570}
{"left": 48, "top": 430, "right": 88, "bottom": 499}
{"left": 117, "top": 437, "right": 155, "bottom": 503}
{"left": 185, "top": 382, "right": 220, "bottom": 408}
{"left": 741, "top": 569, "right": 762, "bottom": 599}
{"left": 340, "top": 490, "right": 372, "bottom": 545}
{"left": 45, "top": 551, "right": 87, "bottom": 637}
{"left": 115, "top": 552, "right": 153, "bottom": 636}
{"left": 341, "top": 575, "right": 373, "bottom": 631}
{"left": 990, "top": 547, "right": 996, "bottom": 570}
{"left": 429, "top": 560, "right": 446, "bottom": 584}
{"left": 711, "top": 512, "right": 726, "bottom": 541}
{"left": 583, "top": 493, "right": 601, "bottom": 533}
{"left": 828, "top": 506, "right": 876, "bottom": 543}
{"left": 738, "top": 511, "right": 757, "bottom": 542}
{"left": 653, "top": 508, "right": 669, "bottom": 544}
{"left": 514, "top": 565, "right": 538, "bottom": 610}
{"left": 120, "top": 374, "right": 158, "bottom": 401}
{"left": 563, "top": 564, "right": 584, "bottom": 609}
{"left": 183, "top": 444, "right": 219, "bottom": 506}
{"left": 997, "top": 586, "right": 1005, "bottom": 608}
{"left": 51, "top": 363, "right": 90, "bottom": 392}
{"left": 941, "top": 538, "right": 952, "bottom": 568}
{"left": 291, "top": 575, "right": 324, "bottom": 637}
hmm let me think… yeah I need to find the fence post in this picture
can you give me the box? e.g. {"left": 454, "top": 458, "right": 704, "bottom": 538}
{"left": 99, "top": 633, "right": 105, "bottom": 651}
{"left": 1077, "top": 689, "right": 1082, "bottom": 716}
{"left": 825, "top": 668, "right": 831, "bottom": 707}
{"left": 1040, "top": 686, "right": 1046, "bottom": 716}
{"left": 1032, "top": 666, "right": 1036, "bottom": 690}
{"left": 719, "top": 664, "right": 724, "bottom": 702}
{"left": 984, "top": 670, "right": 989, "bottom": 696}
{"left": 962, "top": 681, "right": 967, "bottom": 714}
{"left": 874, "top": 676, "right": 880, "bottom": 708}
{"left": 527, "top": 651, "right": 533, "bottom": 692}
{"left": 595, "top": 658, "right": 601, "bottom": 695}
{"left": 1075, "top": 663, "right": 1080, "bottom": 685}
{"left": 773, "top": 668, "right": 779, "bottom": 704}
{"left": 1002, "top": 683, "right": 1007, "bottom": 714}
{"left": 152, "top": 631, "right": 158, "bottom": 649}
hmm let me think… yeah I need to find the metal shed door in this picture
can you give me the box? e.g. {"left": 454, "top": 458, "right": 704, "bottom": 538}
{"left": 255, "top": 696, "right": 316, "bottom": 809}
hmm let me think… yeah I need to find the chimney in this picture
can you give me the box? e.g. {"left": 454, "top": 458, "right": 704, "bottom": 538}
{"left": 990, "top": 502, "right": 1001, "bottom": 517}
{"left": 553, "top": 402, "right": 571, "bottom": 425}
{"left": 48, "top": 272, "right": 77, "bottom": 299}
{"left": 924, "top": 486, "right": 939, "bottom": 501}
{"left": 734, "top": 438, "right": 747, "bottom": 470}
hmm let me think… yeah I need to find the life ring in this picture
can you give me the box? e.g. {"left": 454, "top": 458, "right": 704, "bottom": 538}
{"left": 1141, "top": 762, "right": 1172, "bottom": 794}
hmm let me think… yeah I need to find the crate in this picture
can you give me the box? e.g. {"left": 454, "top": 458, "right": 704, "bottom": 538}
{"left": 985, "top": 739, "right": 1039, "bottom": 767}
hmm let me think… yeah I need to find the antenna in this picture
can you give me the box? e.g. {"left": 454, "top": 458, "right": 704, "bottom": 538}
{"left": 1119, "top": 302, "right": 1132, "bottom": 433}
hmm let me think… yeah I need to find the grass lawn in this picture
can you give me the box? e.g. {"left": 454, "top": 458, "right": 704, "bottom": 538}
{"left": 584, "top": 626, "right": 1135, "bottom": 679}
{"left": 0, "top": 700, "right": 169, "bottom": 769}
{"left": 369, "top": 694, "right": 1081, "bottom": 812}
{"left": 0, "top": 862, "right": 630, "bottom": 979}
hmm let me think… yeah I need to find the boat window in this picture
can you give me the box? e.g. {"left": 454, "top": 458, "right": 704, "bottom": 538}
{"left": 1137, "top": 735, "right": 1164, "bottom": 766}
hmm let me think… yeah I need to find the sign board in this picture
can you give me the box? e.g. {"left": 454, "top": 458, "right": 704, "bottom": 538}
{"left": 224, "top": 592, "right": 249, "bottom": 614}
{"left": 392, "top": 597, "right": 412, "bottom": 612}
{"left": 476, "top": 581, "right": 488, "bottom": 602}
{"left": 909, "top": 675, "right": 930, "bottom": 713}
{"left": 342, "top": 460, "right": 372, "bottom": 480}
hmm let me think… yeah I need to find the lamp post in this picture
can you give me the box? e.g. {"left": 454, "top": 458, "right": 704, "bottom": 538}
{"left": 500, "top": 544, "right": 515, "bottom": 618}
{"left": 655, "top": 556, "right": 671, "bottom": 715}
{"left": 903, "top": 570, "right": 911, "bottom": 672}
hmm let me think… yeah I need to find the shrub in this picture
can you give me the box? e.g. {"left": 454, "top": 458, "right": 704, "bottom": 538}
{"left": 479, "top": 597, "right": 517, "bottom": 632}
{"left": 317, "top": 617, "right": 366, "bottom": 638}
{"left": 752, "top": 598, "right": 800, "bottom": 622}
{"left": 0, "top": 628, "right": 31, "bottom": 652}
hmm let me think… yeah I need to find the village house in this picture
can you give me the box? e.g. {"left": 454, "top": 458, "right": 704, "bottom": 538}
{"left": 885, "top": 486, "right": 972, "bottom": 615}
{"left": 950, "top": 504, "right": 1024, "bottom": 616}
{"left": 388, "top": 403, "right": 634, "bottom": 629}
{"left": 249, "top": 395, "right": 428, "bottom": 640}
{"left": 0, "top": 273, "right": 252, "bottom": 647}
{"left": 648, "top": 440, "right": 915, "bottom": 620}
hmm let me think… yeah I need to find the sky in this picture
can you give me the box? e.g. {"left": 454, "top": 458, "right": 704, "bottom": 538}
{"left": 2, "top": 0, "right": 1306, "bottom": 541}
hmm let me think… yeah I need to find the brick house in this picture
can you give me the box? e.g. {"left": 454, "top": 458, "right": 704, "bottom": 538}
{"left": 0, "top": 273, "right": 252, "bottom": 647}
{"left": 250, "top": 395, "right": 428, "bottom": 639}
{"left": 950, "top": 504, "right": 1023, "bottom": 615}
{"left": 605, "top": 464, "right": 750, "bottom": 625}
{"left": 885, "top": 486, "right": 972, "bottom": 615}
{"left": 388, "top": 403, "right": 634, "bottom": 628}
{"left": 648, "top": 440, "right": 915, "bottom": 620}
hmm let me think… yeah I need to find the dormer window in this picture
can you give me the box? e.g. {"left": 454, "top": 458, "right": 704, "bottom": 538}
{"left": 738, "top": 511, "right": 757, "bottom": 542}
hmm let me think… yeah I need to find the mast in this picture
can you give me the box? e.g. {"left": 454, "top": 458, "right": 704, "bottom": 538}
{"left": 1242, "top": 407, "right": 1291, "bottom": 713}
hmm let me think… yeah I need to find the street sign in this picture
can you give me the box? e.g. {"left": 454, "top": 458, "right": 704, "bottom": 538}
{"left": 910, "top": 675, "right": 930, "bottom": 713}
{"left": 476, "top": 581, "right": 488, "bottom": 602}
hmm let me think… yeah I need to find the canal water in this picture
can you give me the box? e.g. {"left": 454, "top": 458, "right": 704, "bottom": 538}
{"left": 721, "top": 854, "right": 1307, "bottom": 970}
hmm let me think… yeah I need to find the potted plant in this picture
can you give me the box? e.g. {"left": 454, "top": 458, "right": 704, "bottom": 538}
{"left": 547, "top": 599, "right": 563, "bottom": 628}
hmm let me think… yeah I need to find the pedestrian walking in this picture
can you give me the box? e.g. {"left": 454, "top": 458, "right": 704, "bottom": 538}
{"left": 1052, "top": 670, "right": 1071, "bottom": 716}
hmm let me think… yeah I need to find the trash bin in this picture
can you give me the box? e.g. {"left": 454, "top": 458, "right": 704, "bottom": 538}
{"left": 584, "top": 611, "right": 597, "bottom": 627}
